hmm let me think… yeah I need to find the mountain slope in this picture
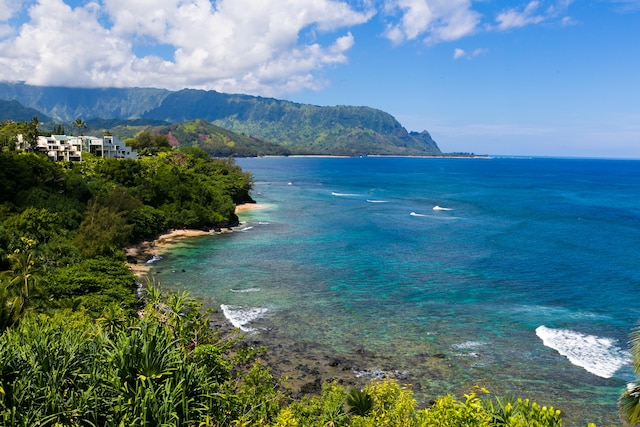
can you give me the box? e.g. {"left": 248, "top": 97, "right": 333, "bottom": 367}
{"left": 0, "top": 99, "right": 52, "bottom": 122}
{"left": 0, "top": 82, "right": 441, "bottom": 155}
{"left": 0, "top": 82, "right": 168, "bottom": 121}
{"left": 142, "top": 89, "right": 440, "bottom": 155}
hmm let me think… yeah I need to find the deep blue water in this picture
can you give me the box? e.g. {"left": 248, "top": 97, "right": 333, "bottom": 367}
{"left": 150, "top": 157, "right": 640, "bottom": 425}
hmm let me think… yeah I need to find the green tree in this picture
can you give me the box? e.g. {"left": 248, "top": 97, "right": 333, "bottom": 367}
{"left": 620, "top": 326, "right": 640, "bottom": 425}
{"left": 74, "top": 200, "right": 133, "bottom": 258}
{"left": 73, "top": 117, "right": 87, "bottom": 136}
{"left": 1, "top": 250, "right": 44, "bottom": 299}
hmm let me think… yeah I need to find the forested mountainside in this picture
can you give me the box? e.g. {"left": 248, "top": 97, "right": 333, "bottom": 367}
{"left": 0, "top": 82, "right": 441, "bottom": 156}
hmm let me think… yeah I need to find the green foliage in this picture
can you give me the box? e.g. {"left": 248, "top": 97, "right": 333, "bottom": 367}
{"left": 0, "top": 286, "right": 285, "bottom": 426}
{"left": 74, "top": 200, "right": 134, "bottom": 258}
{"left": 620, "top": 326, "right": 640, "bottom": 426}
{"left": 127, "top": 129, "right": 171, "bottom": 155}
{"left": 346, "top": 388, "right": 373, "bottom": 417}
{"left": 46, "top": 256, "right": 137, "bottom": 316}
{"left": 273, "top": 380, "right": 583, "bottom": 427}
{"left": 273, "top": 381, "right": 348, "bottom": 427}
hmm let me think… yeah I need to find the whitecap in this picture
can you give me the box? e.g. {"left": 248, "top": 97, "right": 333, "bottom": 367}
{"left": 332, "top": 192, "right": 359, "bottom": 197}
{"left": 366, "top": 199, "right": 388, "bottom": 203}
{"left": 410, "top": 212, "right": 427, "bottom": 217}
{"left": 230, "top": 288, "right": 261, "bottom": 293}
{"left": 535, "top": 325, "right": 630, "bottom": 378}
{"left": 238, "top": 226, "right": 253, "bottom": 232}
{"left": 452, "top": 341, "right": 486, "bottom": 351}
{"left": 433, "top": 205, "right": 453, "bottom": 211}
{"left": 146, "top": 255, "right": 163, "bottom": 264}
{"left": 258, "top": 221, "right": 271, "bottom": 225}
{"left": 220, "top": 304, "right": 267, "bottom": 332}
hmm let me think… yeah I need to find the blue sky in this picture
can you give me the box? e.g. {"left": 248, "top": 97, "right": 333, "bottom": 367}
{"left": 0, "top": 0, "right": 638, "bottom": 157}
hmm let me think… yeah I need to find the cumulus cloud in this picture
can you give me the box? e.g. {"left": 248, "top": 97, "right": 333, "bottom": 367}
{"left": 0, "top": 0, "right": 23, "bottom": 21}
{"left": 0, "top": 0, "right": 373, "bottom": 94}
{"left": 383, "top": 0, "right": 480, "bottom": 45}
{"left": 0, "top": 0, "right": 583, "bottom": 94}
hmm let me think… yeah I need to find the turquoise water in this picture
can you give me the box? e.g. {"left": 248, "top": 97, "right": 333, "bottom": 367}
{"left": 150, "top": 157, "right": 640, "bottom": 425}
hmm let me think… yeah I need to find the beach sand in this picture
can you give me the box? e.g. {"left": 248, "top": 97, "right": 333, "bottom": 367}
{"left": 125, "top": 203, "right": 269, "bottom": 277}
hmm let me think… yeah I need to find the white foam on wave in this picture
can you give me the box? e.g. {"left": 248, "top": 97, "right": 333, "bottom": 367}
{"left": 237, "top": 226, "right": 253, "bottom": 232}
{"left": 433, "top": 205, "right": 453, "bottom": 211}
{"left": 146, "top": 255, "right": 163, "bottom": 264}
{"left": 220, "top": 304, "right": 267, "bottom": 332}
{"left": 332, "top": 192, "right": 359, "bottom": 197}
{"left": 230, "top": 287, "right": 261, "bottom": 293}
{"left": 366, "top": 199, "right": 388, "bottom": 203}
{"left": 452, "top": 341, "right": 486, "bottom": 351}
{"left": 410, "top": 212, "right": 427, "bottom": 217}
{"left": 536, "top": 325, "right": 630, "bottom": 378}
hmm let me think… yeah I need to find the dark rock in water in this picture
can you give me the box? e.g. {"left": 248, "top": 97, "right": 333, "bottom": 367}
{"left": 432, "top": 353, "right": 446, "bottom": 359}
{"left": 299, "top": 378, "right": 322, "bottom": 395}
{"left": 327, "top": 358, "right": 342, "bottom": 367}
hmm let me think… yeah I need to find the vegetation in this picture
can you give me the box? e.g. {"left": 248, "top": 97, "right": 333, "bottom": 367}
{"left": 0, "top": 286, "right": 284, "bottom": 426}
{"left": 0, "top": 146, "right": 252, "bottom": 322}
{"left": 0, "top": 82, "right": 443, "bottom": 156}
{"left": 619, "top": 326, "right": 640, "bottom": 426}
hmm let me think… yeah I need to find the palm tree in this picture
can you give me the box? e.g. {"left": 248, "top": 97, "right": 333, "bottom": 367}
{"left": 73, "top": 117, "right": 87, "bottom": 136}
{"left": 1, "top": 250, "right": 44, "bottom": 299}
{"left": 620, "top": 327, "right": 640, "bottom": 425}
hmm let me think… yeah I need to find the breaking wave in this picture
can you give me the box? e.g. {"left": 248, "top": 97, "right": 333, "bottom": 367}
{"left": 536, "top": 325, "right": 630, "bottom": 378}
{"left": 220, "top": 304, "right": 268, "bottom": 332}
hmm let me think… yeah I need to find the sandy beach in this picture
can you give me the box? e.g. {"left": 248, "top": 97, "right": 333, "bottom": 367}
{"left": 125, "top": 203, "right": 269, "bottom": 277}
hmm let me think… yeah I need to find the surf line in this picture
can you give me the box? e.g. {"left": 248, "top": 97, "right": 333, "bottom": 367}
{"left": 535, "top": 325, "right": 630, "bottom": 379}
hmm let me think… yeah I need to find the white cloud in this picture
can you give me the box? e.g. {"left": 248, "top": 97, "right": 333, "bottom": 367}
{"left": 0, "top": 0, "right": 587, "bottom": 95}
{"left": 453, "top": 47, "right": 488, "bottom": 60}
{"left": 495, "top": 1, "right": 545, "bottom": 30}
{"left": 493, "top": 0, "right": 575, "bottom": 31}
{"left": 0, "top": 0, "right": 373, "bottom": 94}
{"left": 383, "top": 0, "right": 480, "bottom": 45}
{"left": 0, "top": 0, "right": 23, "bottom": 21}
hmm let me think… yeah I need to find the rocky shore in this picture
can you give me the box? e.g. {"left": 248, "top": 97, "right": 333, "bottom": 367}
{"left": 124, "top": 202, "right": 440, "bottom": 401}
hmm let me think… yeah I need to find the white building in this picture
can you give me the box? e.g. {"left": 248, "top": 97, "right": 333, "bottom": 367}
{"left": 36, "top": 135, "right": 83, "bottom": 161}
{"left": 34, "top": 135, "right": 137, "bottom": 161}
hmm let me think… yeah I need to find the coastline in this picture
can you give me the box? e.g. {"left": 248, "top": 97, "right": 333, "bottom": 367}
{"left": 125, "top": 203, "right": 269, "bottom": 278}
{"left": 123, "top": 200, "right": 376, "bottom": 397}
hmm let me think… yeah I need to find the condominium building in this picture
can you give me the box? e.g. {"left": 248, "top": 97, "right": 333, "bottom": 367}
{"left": 34, "top": 135, "right": 137, "bottom": 161}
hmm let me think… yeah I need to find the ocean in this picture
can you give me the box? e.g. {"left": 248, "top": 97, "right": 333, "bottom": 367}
{"left": 148, "top": 156, "right": 640, "bottom": 425}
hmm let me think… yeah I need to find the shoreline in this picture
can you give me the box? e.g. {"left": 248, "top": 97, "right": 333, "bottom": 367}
{"left": 125, "top": 203, "right": 269, "bottom": 278}
{"left": 123, "top": 201, "right": 375, "bottom": 397}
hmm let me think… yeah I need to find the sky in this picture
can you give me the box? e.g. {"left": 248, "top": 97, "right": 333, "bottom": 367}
{"left": 0, "top": 0, "right": 638, "bottom": 157}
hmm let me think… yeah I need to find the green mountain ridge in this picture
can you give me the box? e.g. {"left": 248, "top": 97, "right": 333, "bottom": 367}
{"left": 0, "top": 82, "right": 442, "bottom": 156}
{"left": 0, "top": 99, "right": 52, "bottom": 122}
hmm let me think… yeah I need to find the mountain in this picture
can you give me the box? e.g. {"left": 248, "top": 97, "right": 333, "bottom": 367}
{"left": 0, "top": 82, "right": 168, "bottom": 121}
{"left": 0, "top": 82, "right": 441, "bottom": 156}
{"left": 0, "top": 99, "right": 51, "bottom": 122}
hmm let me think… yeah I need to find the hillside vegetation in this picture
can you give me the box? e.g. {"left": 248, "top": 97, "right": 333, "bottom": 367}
{"left": 0, "top": 82, "right": 442, "bottom": 156}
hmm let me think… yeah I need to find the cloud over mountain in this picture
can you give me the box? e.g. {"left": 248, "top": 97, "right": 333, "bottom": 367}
{"left": 0, "top": 0, "right": 611, "bottom": 96}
